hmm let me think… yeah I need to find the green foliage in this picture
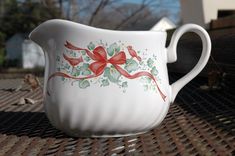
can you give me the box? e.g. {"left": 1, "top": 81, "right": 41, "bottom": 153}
{"left": 101, "top": 79, "right": 109, "bottom": 87}
{"left": 147, "top": 58, "right": 154, "bottom": 68}
{"left": 124, "top": 59, "right": 138, "bottom": 73}
{"left": 104, "top": 66, "right": 121, "bottom": 83}
{"left": 80, "top": 63, "right": 91, "bottom": 76}
{"left": 0, "top": 48, "right": 4, "bottom": 65}
{"left": 0, "top": 0, "right": 63, "bottom": 66}
{"left": 79, "top": 79, "right": 90, "bottom": 89}
{"left": 121, "top": 81, "right": 128, "bottom": 88}
{"left": 0, "top": 32, "right": 6, "bottom": 46}
{"left": 107, "top": 43, "right": 120, "bottom": 57}
{"left": 87, "top": 42, "right": 95, "bottom": 50}
{"left": 151, "top": 66, "right": 158, "bottom": 76}
{"left": 0, "top": 0, "right": 62, "bottom": 40}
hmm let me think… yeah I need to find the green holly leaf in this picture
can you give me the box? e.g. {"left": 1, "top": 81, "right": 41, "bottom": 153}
{"left": 82, "top": 70, "right": 91, "bottom": 76}
{"left": 145, "top": 77, "right": 152, "bottom": 83}
{"left": 87, "top": 42, "right": 95, "bottom": 50}
{"left": 82, "top": 63, "right": 89, "bottom": 68}
{"left": 109, "top": 67, "right": 121, "bottom": 83}
{"left": 105, "top": 66, "right": 121, "bottom": 83}
{"left": 81, "top": 63, "right": 91, "bottom": 75}
{"left": 104, "top": 67, "right": 109, "bottom": 77}
{"left": 151, "top": 66, "right": 158, "bottom": 76}
{"left": 56, "top": 56, "right": 60, "bottom": 61}
{"left": 65, "top": 63, "right": 70, "bottom": 70}
{"left": 116, "top": 46, "right": 120, "bottom": 53}
{"left": 124, "top": 59, "right": 138, "bottom": 73}
{"left": 151, "top": 85, "right": 156, "bottom": 91}
{"left": 73, "top": 67, "right": 80, "bottom": 76}
{"left": 101, "top": 79, "right": 109, "bottom": 87}
{"left": 84, "top": 56, "right": 91, "bottom": 62}
{"left": 79, "top": 80, "right": 90, "bottom": 88}
{"left": 81, "top": 50, "right": 86, "bottom": 55}
{"left": 143, "top": 85, "right": 148, "bottom": 91}
{"left": 147, "top": 58, "right": 154, "bottom": 68}
{"left": 107, "top": 48, "right": 114, "bottom": 57}
{"left": 107, "top": 43, "right": 120, "bottom": 57}
{"left": 122, "top": 81, "right": 128, "bottom": 88}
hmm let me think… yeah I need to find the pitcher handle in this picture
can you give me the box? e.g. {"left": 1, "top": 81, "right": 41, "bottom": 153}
{"left": 167, "top": 24, "right": 211, "bottom": 103}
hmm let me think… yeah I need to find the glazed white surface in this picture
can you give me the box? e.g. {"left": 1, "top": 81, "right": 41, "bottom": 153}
{"left": 29, "top": 19, "right": 211, "bottom": 137}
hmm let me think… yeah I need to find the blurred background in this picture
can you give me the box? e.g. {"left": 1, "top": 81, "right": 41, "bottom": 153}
{"left": 0, "top": 0, "right": 180, "bottom": 68}
{"left": 0, "top": 1, "right": 234, "bottom": 154}
{"left": 0, "top": 0, "right": 234, "bottom": 83}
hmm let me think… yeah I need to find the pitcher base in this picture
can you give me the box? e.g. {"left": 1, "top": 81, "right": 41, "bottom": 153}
{"left": 63, "top": 130, "right": 149, "bottom": 138}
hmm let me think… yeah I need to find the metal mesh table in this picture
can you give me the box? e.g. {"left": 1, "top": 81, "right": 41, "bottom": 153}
{"left": 0, "top": 76, "right": 234, "bottom": 156}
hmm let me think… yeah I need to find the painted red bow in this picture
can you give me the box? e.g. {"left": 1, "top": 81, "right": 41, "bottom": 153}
{"left": 88, "top": 46, "right": 126, "bottom": 76}
{"left": 48, "top": 41, "right": 166, "bottom": 101}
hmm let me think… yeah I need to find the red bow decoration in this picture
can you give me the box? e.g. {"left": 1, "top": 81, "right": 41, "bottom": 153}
{"left": 48, "top": 41, "right": 166, "bottom": 101}
{"left": 88, "top": 46, "right": 126, "bottom": 76}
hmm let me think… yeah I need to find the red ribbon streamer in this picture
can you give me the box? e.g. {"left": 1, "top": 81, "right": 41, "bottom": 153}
{"left": 47, "top": 41, "right": 166, "bottom": 101}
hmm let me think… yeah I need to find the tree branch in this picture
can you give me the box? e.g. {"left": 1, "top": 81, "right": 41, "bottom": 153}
{"left": 114, "top": 1, "right": 147, "bottom": 29}
{"left": 88, "top": 0, "right": 110, "bottom": 26}
{"left": 114, "top": 0, "right": 162, "bottom": 30}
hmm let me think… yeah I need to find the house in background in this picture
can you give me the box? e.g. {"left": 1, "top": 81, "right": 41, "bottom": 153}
{"left": 6, "top": 33, "right": 26, "bottom": 63}
{"left": 6, "top": 33, "right": 45, "bottom": 68}
{"left": 22, "top": 39, "right": 45, "bottom": 68}
{"left": 181, "top": 0, "right": 235, "bottom": 28}
{"left": 150, "top": 17, "right": 176, "bottom": 31}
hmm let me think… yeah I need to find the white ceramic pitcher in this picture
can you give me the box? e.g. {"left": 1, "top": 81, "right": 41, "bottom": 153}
{"left": 29, "top": 19, "right": 211, "bottom": 137}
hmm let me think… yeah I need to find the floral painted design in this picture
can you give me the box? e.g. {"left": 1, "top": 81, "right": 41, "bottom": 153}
{"left": 48, "top": 41, "right": 166, "bottom": 101}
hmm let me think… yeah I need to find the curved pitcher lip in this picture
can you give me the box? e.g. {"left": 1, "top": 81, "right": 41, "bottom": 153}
{"left": 41, "top": 19, "right": 167, "bottom": 34}
{"left": 29, "top": 19, "right": 167, "bottom": 45}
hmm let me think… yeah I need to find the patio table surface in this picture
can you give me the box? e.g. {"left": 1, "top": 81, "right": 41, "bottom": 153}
{"left": 0, "top": 74, "right": 234, "bottom": 156}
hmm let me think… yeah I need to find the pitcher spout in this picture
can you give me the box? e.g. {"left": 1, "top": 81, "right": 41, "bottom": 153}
{"left": 29, "top": 23, "right": 45, "bottom": 47}
{"left": 29, "top": 19, "right": 59, "bottom": 47}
